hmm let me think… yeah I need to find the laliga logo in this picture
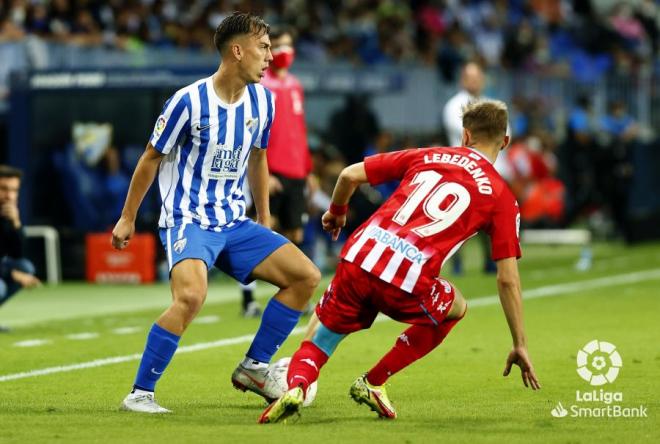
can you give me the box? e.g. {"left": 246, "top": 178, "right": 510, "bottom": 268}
{"left": 550, "top": 340, "right": 646, "bottom": 419}
{"left": 576, "top": 340, "right": 622, "bottom": 386}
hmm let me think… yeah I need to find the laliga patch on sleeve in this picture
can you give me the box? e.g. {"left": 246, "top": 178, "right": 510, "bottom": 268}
{"left": 154, "top": 115, "right": 167, "bottom": 136}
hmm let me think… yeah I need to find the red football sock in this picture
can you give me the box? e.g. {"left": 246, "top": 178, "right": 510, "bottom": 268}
{"left": 287, "top": 341, "right": 329, "bottom": 393}
{"left": 366, "top": 317, "right": 462, "bottom": 386}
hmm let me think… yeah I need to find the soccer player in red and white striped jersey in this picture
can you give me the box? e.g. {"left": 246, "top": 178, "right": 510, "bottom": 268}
{"left": 259, "top": 100, "right": 540, "bottom": 424}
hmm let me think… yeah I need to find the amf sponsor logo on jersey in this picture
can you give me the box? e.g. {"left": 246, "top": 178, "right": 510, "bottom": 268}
{"left": 209, "top": 144, "right": 242, "bottom": 180}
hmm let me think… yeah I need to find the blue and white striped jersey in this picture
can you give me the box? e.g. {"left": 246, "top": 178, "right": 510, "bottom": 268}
{"left": 150, "top": 76, "right": 275, "bottom": 230}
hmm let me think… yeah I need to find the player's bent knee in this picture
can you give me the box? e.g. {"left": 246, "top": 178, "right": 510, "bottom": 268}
{"left": 306, "top": 264, "right": 322, "bottom": 289}
{"left": 290, "top": 255, "right": 321, "bottom": 291}
{"left": 174, "top": 297, "right": 204, "bottom": 319}
{"left": 173, "top": 285, "right": 207, "bottom": 316}
{"left": 301, "top": 266, "right": 321, "bottom": 301}
{"left": 447, "top": 289, "right": 467, "bottom": 320}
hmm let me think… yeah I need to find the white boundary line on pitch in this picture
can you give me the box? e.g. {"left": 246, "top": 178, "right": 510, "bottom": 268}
{"left": 1, "top": 268, "right": 659, "bottom": 383}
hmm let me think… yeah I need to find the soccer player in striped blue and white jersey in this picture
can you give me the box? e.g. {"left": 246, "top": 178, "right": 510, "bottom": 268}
{"left": 111, "top": 12, "right": 320, "bottom": 414}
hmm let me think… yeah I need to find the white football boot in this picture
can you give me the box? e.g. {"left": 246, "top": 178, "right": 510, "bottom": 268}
{"left": 120, "top": 390, "right": 171, "bottom": 414}
{"left": 231, "top": 363, "right": 286, "bottom": 403}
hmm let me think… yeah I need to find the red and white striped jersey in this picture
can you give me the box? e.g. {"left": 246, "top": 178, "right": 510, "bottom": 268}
{"left": 340, "top": 146, "right": 521, "bottom": 294}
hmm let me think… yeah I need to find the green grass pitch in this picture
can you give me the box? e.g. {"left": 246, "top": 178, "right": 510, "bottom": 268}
{"left": 0, "top": 241, "right": 659, "bottom": 443}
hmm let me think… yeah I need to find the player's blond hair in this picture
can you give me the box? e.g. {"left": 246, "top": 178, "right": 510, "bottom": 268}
{"left": 461, "top": 100, "right": 508, "bottom": 142}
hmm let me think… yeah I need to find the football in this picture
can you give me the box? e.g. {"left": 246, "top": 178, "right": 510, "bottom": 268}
{"left": 270, "top": 357, "right": 318, "bottom": 407}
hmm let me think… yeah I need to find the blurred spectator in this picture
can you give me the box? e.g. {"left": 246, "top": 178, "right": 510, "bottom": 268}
{"left": 443, "top": 62, "right": 485, "bottom": 146}
{"left": 443, "top": 62, "right": 512, "bottom": 179}
{"left": 559, "top": 94, "right": 603, "bottom": 229}
{"left": 325, "top": 93, "right": 389, "bottom": 244}
{"left": 363, "top": 130, "right": 398, "bottom": 200}
{"left": 261, "top": 26, "right": 312, "bottom": 245}
{"left": 0, "top": 165, "right": 41, "bottom": 332}
{"left": 442, "top": 61, "right": 511, "bottom": 274}
{"left": 0, "top": 11, "right": 25, "bottom": 41}
{"left": 507, "top": 133, "right": 565, "bottom": 226}
{"left": 328, "top": 93, "right": 381, "bottom": 165}
{"left": 436, "top": 22, "right": 476, "bottom": 82}
{"left": 600, "top": 100, "right": 639, "bottom": 143}
{"left": 53, "top": 122, "right": 130, "bottom": 231}
{"left": 502, "top": 18, "right": 536, "bottom": 69}
{"left": 636, "top": 0, "right": 658, "bottom": 55}
{"left": 599, "top": 100, "right": 637, "bottom": 239}
{"left": 473, "top": 9, "right": 504, "bottom": 67}
{"left": 99, "top": 145, "right": 130, "bottom": 224}
{"left": 304, "top": 138, "right": 346, "bottom": 272}
{"left": 609, "top": 2, "right": 649, "bottom": 55}
{"left": 567, "top": 94, "right": 596, "bottom": 142}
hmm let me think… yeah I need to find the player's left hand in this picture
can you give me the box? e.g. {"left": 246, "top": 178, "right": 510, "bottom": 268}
{"left": 503, "top": 346, "right": 541, "bottom": 390}
{"left": 322, "top": 211, "right": 346, "bottom": 241}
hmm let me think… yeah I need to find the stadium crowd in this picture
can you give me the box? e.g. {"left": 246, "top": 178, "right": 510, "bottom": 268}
{"left": 0, "top": 0, "right": 658, "bottom": 80}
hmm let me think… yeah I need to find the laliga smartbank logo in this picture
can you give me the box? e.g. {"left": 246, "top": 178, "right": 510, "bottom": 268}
{"left": 550, "top": 340, "right": 648, "bottom": 419}
{"left": 576, "top": 339, "right": 621, "bottom": 385}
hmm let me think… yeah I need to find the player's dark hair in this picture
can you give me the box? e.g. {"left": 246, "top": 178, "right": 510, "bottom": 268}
{"left": 214, "top": 11, "right": 270, "bottom": 55}
{"left": 462, "top": 100, "right": 508, "bottom": 142}
{"left": 0, "top": 165, "right": 23, "bottom": 180}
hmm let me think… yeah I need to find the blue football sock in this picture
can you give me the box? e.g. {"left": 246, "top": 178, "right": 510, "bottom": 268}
{"left": 246, "top": 298, "right": 302, "bottom": 363}
{"left": 133, "top": 323, "right": 180, "bottom": 392}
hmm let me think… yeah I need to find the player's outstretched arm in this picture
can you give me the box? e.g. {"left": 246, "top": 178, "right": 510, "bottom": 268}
{"left": 322, "top": 162, "right": 367, "bottom": 240}
{"left": 496, "top": 257, "right": 541, "bottom": 390}
{"left": 111, "top": 143, "right": 163, "bottom": 250}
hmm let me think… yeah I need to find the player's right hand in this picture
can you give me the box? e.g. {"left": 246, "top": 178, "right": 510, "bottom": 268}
{"left": 503, "top": 346, "right": 541, "bottom": 390}
{"left": 321, "top": 211, "right": 346, "bottom": 241}
{"left": 111, "top": 217, "right": 135, "bottom": 250}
